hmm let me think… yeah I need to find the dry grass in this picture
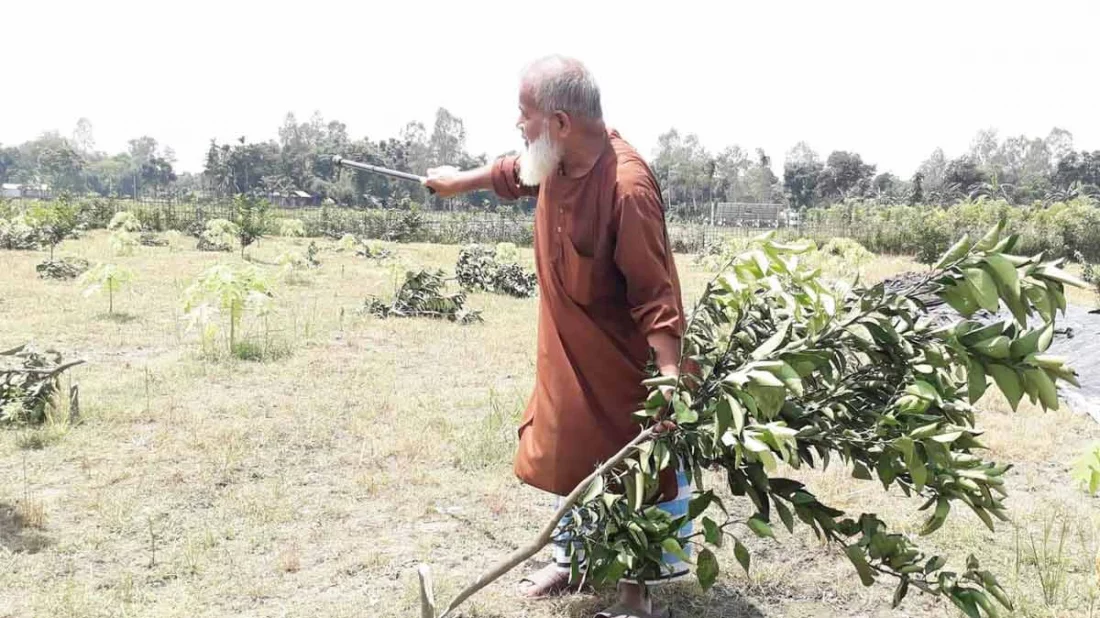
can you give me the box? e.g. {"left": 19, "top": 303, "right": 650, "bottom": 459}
{"left": 0, "top": 231, "right": 1098, "bottom": 618}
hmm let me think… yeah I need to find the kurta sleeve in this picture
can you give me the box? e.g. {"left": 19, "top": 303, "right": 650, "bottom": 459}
{"left": 490, "top": 154, "right": 539, "bottom": 201}
{"left": 613, "top": 185, "right": 685, "bottom": 338}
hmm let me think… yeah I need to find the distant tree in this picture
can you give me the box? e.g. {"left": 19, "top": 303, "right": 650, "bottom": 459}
{"left": 910, "top": 171, "right": 925, "bottom": 204}
{"left": 71, "top": 118, "right": 95, "bottom": 154}
{"left": 1045, "top": 127, "right": 1075, "bottom": 169}
{"left": 917, "top": 148, "right": 948, "bottom": 198}
{"left": 944, "top": 156, "right": 987, "bottom": 197}
{"left": 818, "top": 151, "right": 876, "bottom": 201}
{"left": 429, "top": 108, "right": 468, "bottom": 170}
{"left": 783, "top": 142, "right": 823, "bottom": 209}
{"left": 1054, "top": 151, "right": 1100, "bottom": 189}
{"left": 0, "top": 146, "right": 20, "bottom": 184}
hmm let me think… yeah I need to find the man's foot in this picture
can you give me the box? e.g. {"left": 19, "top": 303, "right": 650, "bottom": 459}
{"left": 517, "top": 563, "right": 572, "bottom": 598}
{"left": 593, "top": 582, "right": 670, "bottom": 618}
{"left": 592, "top": 603, "right": 670, "bottom": 618}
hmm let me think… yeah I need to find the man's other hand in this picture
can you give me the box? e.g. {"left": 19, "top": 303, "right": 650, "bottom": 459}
{"left": 424, "top": 165, "right": 463, "bottom": 197}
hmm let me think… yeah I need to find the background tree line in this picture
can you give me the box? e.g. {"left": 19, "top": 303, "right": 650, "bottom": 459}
{"left": 3, "top": 115, "right": 1098, "bottom": 213}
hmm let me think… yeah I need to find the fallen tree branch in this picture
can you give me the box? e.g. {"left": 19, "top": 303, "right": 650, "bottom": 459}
{"left": 429, "top": 425, "right": 661, "bottom": 618}
{"left": 6, "top": 359, "right": 87, "bottom": 377}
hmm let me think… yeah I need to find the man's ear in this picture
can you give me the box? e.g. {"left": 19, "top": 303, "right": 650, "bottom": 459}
{"left": 554, "top": 111, "right": 571, "bottom": 137}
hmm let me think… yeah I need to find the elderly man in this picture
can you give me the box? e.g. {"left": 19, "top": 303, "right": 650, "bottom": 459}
{"left": 425, "top": 55, "right": 689, "bottom": 618}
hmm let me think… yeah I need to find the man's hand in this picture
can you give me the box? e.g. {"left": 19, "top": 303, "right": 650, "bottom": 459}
{"left": 423, "top": 165, "right": 464, "bottom": 198}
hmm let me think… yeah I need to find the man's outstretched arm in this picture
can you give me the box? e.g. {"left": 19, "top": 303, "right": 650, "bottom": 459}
{"left": 423, "top": 163, "right": 494, "bottom": 197}
{"left": 424, "top": 155, "right": 538, "bottom": 200}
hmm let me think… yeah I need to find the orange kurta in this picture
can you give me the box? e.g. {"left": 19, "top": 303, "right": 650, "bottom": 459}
{"left": 490, "top": 129, "right": 686, "bottom": 501}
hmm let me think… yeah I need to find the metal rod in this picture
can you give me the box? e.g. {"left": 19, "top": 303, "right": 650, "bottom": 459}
{"left": 331, "top": 156, "right": 428, "bottom": 185}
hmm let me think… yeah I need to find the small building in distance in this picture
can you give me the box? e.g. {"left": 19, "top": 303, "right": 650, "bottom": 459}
{"left": 712, "top": 202, "right": 784, "bottom": 227}
{"left": 268, "top": 190, "right": 319, "bottom": 208}
{"left": 1, "top": 183, "right": 51, "bottom": 199}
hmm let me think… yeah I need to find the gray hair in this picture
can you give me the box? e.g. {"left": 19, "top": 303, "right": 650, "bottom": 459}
{"left": 521, "top": 55, "right": 603, "bottom": 121}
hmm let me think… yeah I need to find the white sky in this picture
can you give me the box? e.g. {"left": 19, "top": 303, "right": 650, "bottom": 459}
{"left": 3, "top": 0, "right": 1098, "bottom": 177}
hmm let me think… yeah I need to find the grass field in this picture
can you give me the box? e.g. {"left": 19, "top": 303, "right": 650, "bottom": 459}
{"left": 2, "top": 231, "right": 1100, "bottom": 618}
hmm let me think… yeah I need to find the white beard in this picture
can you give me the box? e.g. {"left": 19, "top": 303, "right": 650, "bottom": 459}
{"left": 517, "top": 128, "right": 561, "bottom": 187}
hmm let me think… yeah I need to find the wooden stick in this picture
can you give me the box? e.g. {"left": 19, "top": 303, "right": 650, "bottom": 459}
{"left": 418, "top": 565, "right": 436, "bottom": 618}
{"left": 2, "top": 359, "right": 86, "bottom": 377}
{"left": 431, "top": 426, "right": 660, "bottom": 618}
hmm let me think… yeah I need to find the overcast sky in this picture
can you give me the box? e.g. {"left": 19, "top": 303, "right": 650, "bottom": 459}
{"left": 3, "top": 0, "right": 1097, "bottom": 177}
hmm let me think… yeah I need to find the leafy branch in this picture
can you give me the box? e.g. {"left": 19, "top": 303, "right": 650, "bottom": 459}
{"left": 416, "top": 220, "right": 1084, "bottom": 618}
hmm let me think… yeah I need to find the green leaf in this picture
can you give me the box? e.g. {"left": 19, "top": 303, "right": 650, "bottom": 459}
{"left": 734, "top": 539, "right": 751, "bottom": 574}
{"left": 688, "top": 492, "right": 713, "bottom": 520}
{"left": 909, "top": 451, "right": 929, "bottom": 491}
{"left": 748, "top": 370, "right": 784, "bottom": 388}
{"left": 983, "top": 254, "right": 1021, "bottom": 302}
{"left": 1025, "top": 285, "right": 1054, "bottom": 320}
{"left": 751, "top": 321, "right": 789, "bottom": 360}
{"left": 975, "top": 218, "right": 1005, "bottom": 252}
{"left": 909, "top": 381, "right": 940, "bottom": 403}
{"left": 746, "top": 516, "right": 774, "bottom": 539}
{"left": 774, "top": 499, "right": 795, "bottom": 532}
{"left": 943, "top": 282, "right": 980, "bottom": 317}
{"left": 852, "top": 460, "right": 873, "bottom": 480}
{"left": 968, "top": 358, "right": 989, "bottom": 403}
{"left": 988, "top": 365, "right": 1024, "bottom": 411}
{"left": 729, "top": 396, "right": 745, "bottom": 433}
{"left": 1037, "top": 323, "right": 1054, "bottom": 353}
{"left": 892, "top": 577, "right": 910, "bottom": 609}
{"left": 661, "top": 537, "right": 690, "bottom": 563}
{"left": 876, "top": 454, "right": 897, "bottom": 488}
{"left": 602, "top": 554, "right": 630, "bottom": 585}
{"left": 920, "top": 498, "right": 950, "bottom": 535}
{"left": 964, "top": 268, "right": 1000, "bottom": 312}
{"left": 934, "top": 233, "right": 972, "bottom": 270}
{"left": 773, "top": 362, "right": 804, "bottom": 396}
{"left": 653, "top": 440, "right": 671, "bottom": 470}
{"left": 1038, "top": 265, "right": 1088, "bottom": 289}
{"left": 1010, "top": 326, "right": 1048, "bottom": 359}
{"left": 1023, "top": 368, "right": 1059, "bottom": 411}
{"left": 846, "top": 323, "right": 875, "bottom": 345}
{"left": 950, "top": 590, "right": 983, "bottom": 618}
{"left": 747, "top": 384, "right": 785, "bottom": 419}
{"left": 672, "top": 402, "right": 698, "bottom": 424}
{"left": 703, "top": 516, "right": 723, "bottom": 546}
{"left": 715, "top": 397, "right": 732, "bottom": 440}
{"left": 844, "top": 544, "right": 876, "bottom": 586}
{"left": 581, "top": 476, "right": 605, "bottom": 504}
{"left": 972, "top": 336, "right": 1011, "bottom": 360}
{"left": 626, "top": 470, "right": 643, "bottom": 511}
{"left": 696, "top": 548, "right": 719, "bottom": 591}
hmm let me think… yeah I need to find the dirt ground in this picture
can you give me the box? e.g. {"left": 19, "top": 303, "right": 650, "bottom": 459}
{"left": 2, "top": 231, "right": 1099, "bottom": 618}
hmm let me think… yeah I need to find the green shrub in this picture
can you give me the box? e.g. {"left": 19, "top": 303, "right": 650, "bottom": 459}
{"left": 198, "top": 219, "right": 238, "bottom": 252}
{"left": 36, "top": 257, "right": 89, "bottom": 280}
{"left": 229, "top": 194, "right": 272, "bottom": 257}
{"left": 26, "top": 199, "right": 80, "bottom": 259}
{"left": 455, "top": 244, "right": 537, "bottom": 298}
{"left": 107, "top": 212, "right": 141, "bottom": 256}
{"left": 79, "top": 263, "right": 134, "bottom": 314}
{"left": 365, "top": 269, "right": 482, "bottom": 324}
{"left": 181, "top": 263, "right": 277, "bottom": 359}
{"left": 278, "top": 218, "right": 306, "bottom": 238}
{"left": 0, "top": 214, "right": 41, "bottom": 250}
